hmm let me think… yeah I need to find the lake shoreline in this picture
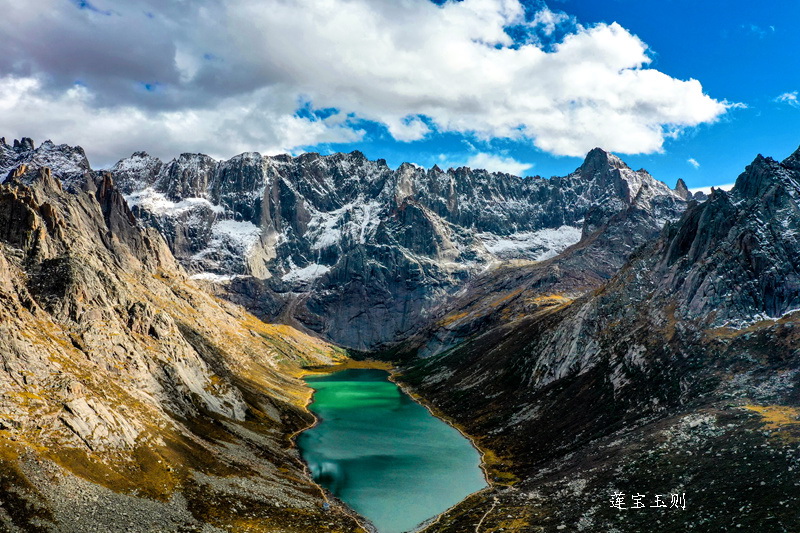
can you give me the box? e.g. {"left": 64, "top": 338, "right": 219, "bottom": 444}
{"left": 288, "top": 371, "right": 378, "bottom": 533}
{"left": 385, "top": 371, "right": 498, "bottom": 533}
{"left": 296, "top": 363, "right": 492, "bottom": 533}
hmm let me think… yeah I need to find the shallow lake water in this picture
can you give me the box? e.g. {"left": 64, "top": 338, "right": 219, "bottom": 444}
{"left": 297, "top": 368, "right": 486, "bottom": 533}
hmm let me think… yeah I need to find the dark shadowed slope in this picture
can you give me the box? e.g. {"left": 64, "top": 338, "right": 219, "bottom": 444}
{"left": 399, "top": 147, "right": 800, "bottom": 533}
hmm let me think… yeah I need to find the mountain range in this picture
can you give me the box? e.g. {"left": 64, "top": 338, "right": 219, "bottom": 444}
{"left": 0, "top": 135, "right": 798, "bottom": 532}
{"left": 107, "top": 144, "right": 692, "bottom": 350}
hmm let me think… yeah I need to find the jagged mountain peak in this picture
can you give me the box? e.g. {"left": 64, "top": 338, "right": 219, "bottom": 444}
{"left": 578, "top": 147, "right": 629, "bottom": 175}
{"left": 732, "top": 153, "right": 800, "bottom": 201}
{"left": 674, "top": 178, "right": 691, "bottom": 200}
{"left": 782, "top": 144, "right": 800, "bottom": 170}
{"left": 1, "top": 137, "right": 38, "bottom": 153}
{"left": 654, "top": 146, "right": 800, "bottom": 326}
{"left": 296, "top": 151, "right": 322, "bottom": 164}
{"left": 570, "top": 147, "right": 680, "bottom": 207}
{"left": 110, "top": 151, "right": 164, "bottom": 194}
{"left": 345, "top": 149, "right": 367, "bottom": 160}
{"left": 177, "top": 151, "right": 214, "bottom": 161}
{"left": 114, "top": 151, "right": 163, "bottom": 168}
{"left": 13, "top": 137, "right": 36, "bottom": 151}
{"left": 0, "top": 138, "right": 93, "bottom": 191}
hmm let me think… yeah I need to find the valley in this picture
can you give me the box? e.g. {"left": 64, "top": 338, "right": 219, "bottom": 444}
{"left": 0, "top": 136, "right": 798, "bottom": 532}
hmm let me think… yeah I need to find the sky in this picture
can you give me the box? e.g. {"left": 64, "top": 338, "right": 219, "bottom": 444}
{"left": 1, "top": 0, "right": 798, "bottom": 190}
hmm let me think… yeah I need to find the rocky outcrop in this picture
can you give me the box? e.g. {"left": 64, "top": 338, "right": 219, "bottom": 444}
{"left": 655, "top": 150, "right": 800, "bottom": 325}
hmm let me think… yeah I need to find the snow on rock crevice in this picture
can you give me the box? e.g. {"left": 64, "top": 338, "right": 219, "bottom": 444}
{"left": 125, "top": 188, "right": 225, "bottom": 217}
{"left": 477, "top": 225, "right": 583, "bottom": 261}
{"left": 281, "top": 263, "right": 331, "bottom": 283}
{"left": 189, "top": 272, "right": 236, "bottom": 283}
{"left": 211, "top": 219, "right": 262, "bottom": 252}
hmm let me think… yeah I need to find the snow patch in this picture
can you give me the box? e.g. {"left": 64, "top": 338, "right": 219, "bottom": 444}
{"left": 309, "top": 209, "right": 344, "bottom": 250}
{"left": 281, "top": 263, "right": 331, "bottom": 283}
{"left": 189, "top": 272, "right": 235, "bottom": 283}
{"left": 477, "top": 225, "right": 582, "bottom": 261}
{"left": 125, "top": 188, "right": 225, "bottom": 217}
{"left": 305, "top": 200, "right": 382, "bottom": 249}
{"left": 212, "top": 219, "right": 262, "bottom": 251}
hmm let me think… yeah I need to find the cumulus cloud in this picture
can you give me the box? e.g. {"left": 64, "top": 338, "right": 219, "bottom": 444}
{"left": 687, "top": 158, "right": 700, "bottom": 169}
{"left": 0, "top": 77, "right": 363, "bottom": 166}
{"left": 0, "top": 0, "right": 730, "bottom": 164}
{"left": 463, "top": 153, "right": 532, "bottom": 175}
{"left": 776, "top": 91, "right": 800, "bottom": 108}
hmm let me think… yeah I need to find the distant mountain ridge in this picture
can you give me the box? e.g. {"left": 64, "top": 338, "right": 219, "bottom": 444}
{"left": 97, "top": 142, "right": 689, "bottom": 349}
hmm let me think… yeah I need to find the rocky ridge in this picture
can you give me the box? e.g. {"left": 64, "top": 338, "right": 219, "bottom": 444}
{"left": 398, "top": 147, "right": 800, "bottom": 532}
{"left": 6, "top": 135, "right": 797, "bottom": 532}
{"left": 108, "top": 145, "right": 687, "bottom": 350}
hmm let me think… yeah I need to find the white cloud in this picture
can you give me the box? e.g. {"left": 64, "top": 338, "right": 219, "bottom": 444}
{"left": 689, "top": 183, "right": 735, "bottom": 195}
{"left": 687, "top": 158, "right": 700, "bottom": 169}
{"left": 776, "top": 91, "right": 800, "bottom": 108}
{"left": 0, "top": 0, "right": 731, "bottom": 163}
{"left": 741, "top": 24, "right": 776, "bottom": 38}
{"left": 0, "top": 77, "right": 363, "bottom": 166}
{"left": 529, "top": 6, "right": 575, "bottom": 38}
{"left": 462, "top": 153, "right": 532, "bottom": 175}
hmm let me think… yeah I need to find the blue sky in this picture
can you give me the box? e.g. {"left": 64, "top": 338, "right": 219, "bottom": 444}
{"left": 302, "top": 0, "right": 800, "bottom": 189}
{"left": 1, "top": 0, "right": 798, "bottom": 189}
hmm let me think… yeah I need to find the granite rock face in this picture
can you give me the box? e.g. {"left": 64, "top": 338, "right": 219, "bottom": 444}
{"left": 109, "top": 144, "right": 687, "bottom": 349}
{"left": 656, "top": 150, "right": 800, "bottom": 324}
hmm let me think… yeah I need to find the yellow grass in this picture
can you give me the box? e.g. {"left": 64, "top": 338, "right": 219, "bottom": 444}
{"left": 744, "top": 404, "right": 800, "bottom": 430}
{"left": 299, "top": 359, "right": 393, "bottom": 377}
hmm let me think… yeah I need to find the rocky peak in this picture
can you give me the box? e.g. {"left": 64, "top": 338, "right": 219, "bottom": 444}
{"left": 573, "top": 148, "right": 642, "bottom": 204}
{"left": 1, "top": 139, "right": 93, "bottom": 192}
{"left": 674, "top": 178, "right": 691, "bottom": 200}
{"left": 109, "top": 151, "right": 164, "bottom": 194}
{"left": 782, "top": 144, "right": 800, "bottom": 171}
{"left": 732, "top": 154, "right": 780, "bottom": 199}
{"left": 157, "top": 153, "right": 218, "bottom": 200}
{"left": 13, "top": 137, "right": 35, "bottom": 152}
{"left": 578, "top": 147, "right": 629, "bottom": 176}
{"left": 732, "top": 153, "right": 800, "bottom": 203}
{"left": 654, "top": 148, "right": 800, "bottom": 326}
{"left": 296, "top": 152, "right": 321, "bottom": 165}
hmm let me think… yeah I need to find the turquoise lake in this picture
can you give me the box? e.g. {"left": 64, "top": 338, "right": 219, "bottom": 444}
{"left": 297, "top": 369, "right": 486, "bottom": 533}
